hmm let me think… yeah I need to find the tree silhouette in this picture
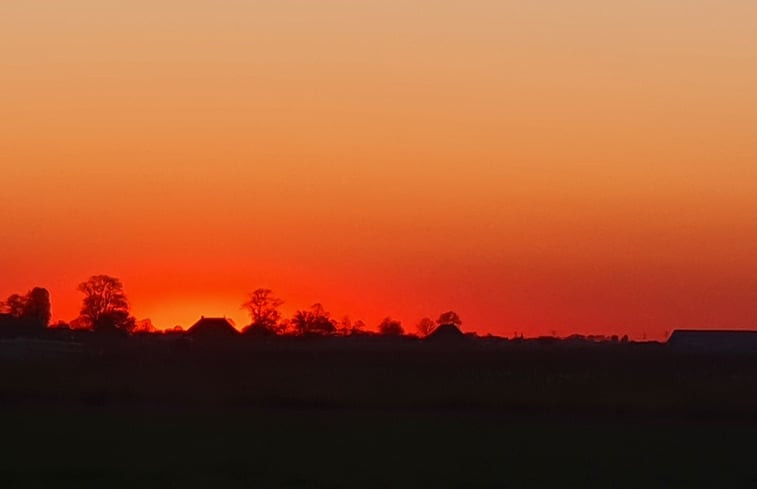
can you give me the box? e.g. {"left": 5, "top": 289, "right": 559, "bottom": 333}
{"left": 23, "top": 287, "right": 51, "bottom": 327}
{"left": 77, "top": 275, "right": 134, "bottom": 333}
{"left": 1, "top": 287, "right": 51, "bottom": 329}
{"left": 337, "top": 316, "right": 366, "bottom": 335}
{"left": 416, "top": 317, "right": 436, "bottom": 337}
{"left": 242, "top": 289, "right": 284, "bottom": 334}
{"left": 94, "top": 310, "right": 135, "bottom": 334}
{"left": 2, "top": 294, "right": 26, "bottom": 317}
{"left": 338, "top": 316, "right": 352, "bottom": 335}
{"left": 378, "top": 317, "right": 404, "bottom": 336}
{"left": 291, "top": 303, "right": 336, "bottom": 336}
{"left": 277, "top": 318, "right": 292, "bottom": 335}
{"left": 436, "top": 311, "right": 462, "bottom": 327}
{"left": 351, "top": 319, "right": 366, "bottom": 334}
{"left": 133, "top": 318, "right": 157, "bottom": 333}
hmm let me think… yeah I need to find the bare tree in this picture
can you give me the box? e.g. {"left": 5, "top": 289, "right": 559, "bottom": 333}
{"left": 416, "top": 317, "right": 437, "bottom": 337}
{"left": 291, "top": 303, "right": 336, "bottom": 335}
{"left": 378, "top": 317, "right": 404, "bottom": 336}
{"left": 436, "top": 311, "right": 462, "bottom": 327}
{"left": 242, "top": 288, "right": 283, "bottom": 333}
{"left": 77, "top": 275, "right": 134, "bottom": 333}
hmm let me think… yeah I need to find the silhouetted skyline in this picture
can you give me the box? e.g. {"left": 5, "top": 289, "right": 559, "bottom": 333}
{"left": 3, "top": 277, "right": 478, "bottom": 339}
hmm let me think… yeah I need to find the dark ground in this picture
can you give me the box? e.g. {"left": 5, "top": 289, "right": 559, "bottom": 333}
{"left": 2, "top": 408, "right": 757, "bottom": 488}
{"left": 1, "top": 338, "right": 756, "bottom": 488}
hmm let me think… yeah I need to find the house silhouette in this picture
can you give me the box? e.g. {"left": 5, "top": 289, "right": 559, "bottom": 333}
{"left": 426, "top": 323, "right": 465, "bottom": 343}
{"left": 187, "top": 317, "right": 239, "bottom": 339}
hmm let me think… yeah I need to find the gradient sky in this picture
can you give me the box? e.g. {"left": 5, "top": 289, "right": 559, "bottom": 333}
{"left": 2, "top": 1, "right": 756, "bottom": 338}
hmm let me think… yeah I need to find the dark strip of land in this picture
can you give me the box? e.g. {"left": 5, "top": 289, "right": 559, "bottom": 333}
{"left": 2, "top": 339, "right": 757, "bottom": 487}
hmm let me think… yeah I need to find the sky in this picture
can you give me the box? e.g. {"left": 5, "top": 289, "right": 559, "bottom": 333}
{"left": 1, "top": 1, "right": 756, "bottom": 338}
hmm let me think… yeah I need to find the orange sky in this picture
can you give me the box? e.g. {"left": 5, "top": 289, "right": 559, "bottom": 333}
{"left": 2, "top": 1, "right": 756, "bottom": 338}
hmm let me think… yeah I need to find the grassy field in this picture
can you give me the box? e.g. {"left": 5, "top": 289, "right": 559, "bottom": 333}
{"left": 1, "top": 407, "right": 756, "bottom": 488}
{"left": 1, "top": 343, "right": 757, "bottom": 487}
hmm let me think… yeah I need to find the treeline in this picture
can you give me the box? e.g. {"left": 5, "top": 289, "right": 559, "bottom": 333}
{"left": 241, "top": 288, "right": 461, "bottom": 337}
{"left": 1, "top": 275, "right": 463, "bottom": 338}
{"left": 0, "top": 287, "right": 51, "bottom": 335}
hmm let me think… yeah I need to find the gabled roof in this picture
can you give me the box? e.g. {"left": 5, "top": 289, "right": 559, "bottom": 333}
{"left": 187, "top": 317, "right": 239, "bottom": 337}
{"left": 426, "top": 323, "right": 465, "bottom": 342}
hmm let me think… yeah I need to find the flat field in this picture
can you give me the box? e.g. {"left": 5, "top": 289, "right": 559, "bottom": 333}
{"left": 1, "top": 408, "right": 756, "bottom": 488}
{"left": 1, "top": 342, "right": 756, "bottom": 487}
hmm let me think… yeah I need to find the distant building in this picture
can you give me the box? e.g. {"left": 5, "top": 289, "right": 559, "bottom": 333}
{"left": 668, "top": 329, "right": 757, "bottom": 353}
{"left": 426, "top": 323, "right": 466, "bottom": 343}
{"left": 187, "top": 317, "right": 239, "bottom": 339}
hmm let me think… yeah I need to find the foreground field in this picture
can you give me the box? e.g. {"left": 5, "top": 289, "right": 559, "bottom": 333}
{"left": 1, "top": 407, "right": 756, "bottom": 488}
{"left": 3, "top": 343, "right": 757, "bottom": 416}
{"left": 1, "top": 343, "right": 757, "bottom": 487}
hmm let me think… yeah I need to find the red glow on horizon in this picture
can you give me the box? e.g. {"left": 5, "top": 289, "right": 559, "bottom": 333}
{"left": 2, "top": 1, "right": 756, "bottom": 340}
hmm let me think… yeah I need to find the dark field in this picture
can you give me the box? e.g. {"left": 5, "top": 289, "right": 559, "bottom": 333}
{"left": 2, "top": 340, "right": 757, "bottom": 487}
{"left": 2, "top": 408, "right": 757, "bottom": 488}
